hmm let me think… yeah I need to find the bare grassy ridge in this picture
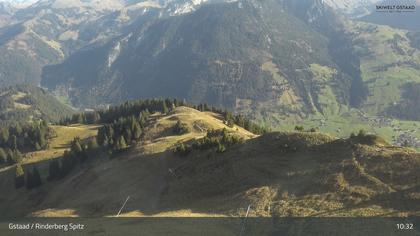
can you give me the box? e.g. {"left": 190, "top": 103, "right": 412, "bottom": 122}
{"left": 0, "top": 107, "right": 419, "bottom": 217}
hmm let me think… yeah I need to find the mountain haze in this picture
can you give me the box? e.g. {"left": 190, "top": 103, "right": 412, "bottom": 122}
{"left": 0, "top": 84, "right": 74, "bottom": 125}
{"left": 42, "top": 0, "right": 363, "bottom": 118}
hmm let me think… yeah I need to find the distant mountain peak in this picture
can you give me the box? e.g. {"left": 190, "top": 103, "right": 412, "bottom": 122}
{"left": 321, "top": 0, "right": 380, "bottom": 17}
{"left": 0, "top": 0, "right": 38, "bottom": 8}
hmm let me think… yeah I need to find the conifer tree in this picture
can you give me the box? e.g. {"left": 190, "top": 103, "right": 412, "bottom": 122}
{"left": 14, "top": 123, "right": 23, "bottom": 136}
{"left": 60, "top": 151, "right": 74, "bottom": 177}
{"left": 11, "top": 135, "right": 17, "bottom": 150}
{"left": 294, "top": 126, "right": 304, "bottom": 132}
{"left": 133, "top": 123, "right": 142, "bottom": 140}
{"left": 162, "top": 101, "right": 169, "bottom": 114}
{"left": 71, "top": 138, "right": 83, "bottom": 153}
{"left": 0, "top": 148, "right": 6, "bottom": 164}
{"left": 25, "top": 169, "right": 33, "bottom": 189}
{"left": 358, "top": 129, "right": 367, "bottom": 138}
{"left": 35, "top": 142, "right": 41, "bottom": 151}
{"left": 15, "top": 164, "right": 25, "bottom": 189}
{"left": 124, "top": 129, "right": 132, "bottom": 143}
{"left": 217, "top": 143, "right": 226, "bottom": 153}
{"left": 117, "top": 136, "right": 127, "bottom": 150}
{"left": 13, "top": 149, "right": 23, "bottom": 163}
{"left": 88, "top": 139, "right": 99, "bottom": 150}
{"left": 28, "top": 167, "right": 42, "bottom": 188}
{"left": 6, "top": 149, "right": 14, "bottom": 164}
{"left": 0, "top": 128, "right": 9, "bottom": 144}
{"left": 48, "top": 160, "right": 61, "bottom": 181}
{"left": 33, "top": 166, "right": 42, "bottom": 187}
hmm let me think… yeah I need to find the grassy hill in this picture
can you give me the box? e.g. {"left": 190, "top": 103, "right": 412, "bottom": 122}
{"left": 0, "top": 84, "right": 74, "bottom": 125}
{"left": 0, "top": 106, "right": 419, "bottom": 218}
{"left": 22, "top": 124, "right": 100, "bottom": 165}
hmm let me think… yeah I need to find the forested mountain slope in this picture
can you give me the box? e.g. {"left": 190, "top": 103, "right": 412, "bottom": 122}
{"left": 42, "top": 0, "right": 362, "bottom": 117}
{"left": 0, "top": 84, "right": 74, "bottom": 125}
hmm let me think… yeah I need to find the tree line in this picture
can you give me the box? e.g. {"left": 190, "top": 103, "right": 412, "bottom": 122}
{"left": 0, "top": 121, "right": 51, "bottom": 165}
{"left": 174, "top": 128, "right": 244, "bottom": 156}
{"left": 97, "top": 110, "right": 149, "bottom": 152}
{"left": 14, "top": 136, "right": 102, "bottom": 189}
{"left": 59, "top": 98, "right": 268, "bottom": 135}
{"left": 14, "top": 98, "right": 268, "bottom": 189}
{"left": 14, "top": 164, "right": 42, "bottom": 189}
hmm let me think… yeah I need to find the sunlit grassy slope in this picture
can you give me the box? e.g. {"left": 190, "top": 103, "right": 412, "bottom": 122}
{"left": 0, "top": 107, "right": 419, "bottom": 218}
{"left": 23, "top": 124, "right": 100, "bottom": 165}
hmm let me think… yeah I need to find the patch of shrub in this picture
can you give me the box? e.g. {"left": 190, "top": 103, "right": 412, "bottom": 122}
{"left": 173, "top": 121, "right": 190, "bottom": 135}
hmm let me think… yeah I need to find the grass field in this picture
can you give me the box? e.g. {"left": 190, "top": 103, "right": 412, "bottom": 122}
{"left": 246, "top": 20, "right": 420, "bottom": 151}
{"left": 137, "top": 107, "right": 256, "bottom": 154}
{"left": 22, "top": 124, "right": 100, "bottom": 165}
{"left": 274, "top": 110, "right": 420, "bottom": 150}
{"left": 350, "top": 22, "right": 420, "bottom": 116}
{"left": 0, "top": 107, "right": 419, "bottom": 219}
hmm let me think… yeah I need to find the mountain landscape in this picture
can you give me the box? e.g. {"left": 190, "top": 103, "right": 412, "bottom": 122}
{"left": 0, "top": 84, "right": 73, "bottom": 125}
{"left": 38, "top": 0, "right": 420, "bottom": 147}
{"left": 323, "top": 0, "right": 379, "bottom": 17}
{"left": 361, "top": 0, "right": 420, "bottom": 31}
{"left": 1, "top": 105, "right": 419, "bottom": 219}
{"left": 44, "top": 0, "right": 353, "bottom": 110}
{"left": 0, "top": 0, "right": 419, "bottom": 232}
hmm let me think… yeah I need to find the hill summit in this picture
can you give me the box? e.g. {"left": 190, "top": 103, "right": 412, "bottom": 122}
{"left": 0, "top": 106, "right": 419, "bottom": 218}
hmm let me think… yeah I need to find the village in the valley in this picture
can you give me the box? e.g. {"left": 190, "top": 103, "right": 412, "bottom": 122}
{"left": 317, "top": 110, "right": 420, "bottom": 149}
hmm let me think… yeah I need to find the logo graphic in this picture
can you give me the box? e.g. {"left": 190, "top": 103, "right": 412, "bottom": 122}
{"left": 376, "top": 0, "right": 417, "bottom": 13}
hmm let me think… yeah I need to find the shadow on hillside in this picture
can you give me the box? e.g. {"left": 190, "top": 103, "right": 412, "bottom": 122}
{"left": 3, "top": 133, "right": 420, "bottom": 218}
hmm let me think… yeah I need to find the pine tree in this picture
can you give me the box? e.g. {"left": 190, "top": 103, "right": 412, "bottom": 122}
{"left": 226, "top": 119, "right": 235, "bottom": 128}
{"left": 358, "top": 129, "right": 367, "bottom": 138}
{"left": 133, "top": 123, "right": 142, "bottom": 140}
{"left": 88, "top": 139, "right": 99, "bottom": 150}
{"left": 32, "top": 167, "right": 42, "bottom": 188}
{"left": 97, "top": 126, "right": 109, "bottom": 146}
{"left": 0, "top": 148, "right": 6, "bottom": 164}
{"left": 12, "top": 150, "right": 23, "bottom": 163}
{"left": 173, "top": 121, "right": 189, "bottom": 135}
{"left": 0, "top": 128, "right": 9, "bottom": 144}
{"left": 124, "top": 129, "right": 132, "bottom": 143}
{"left": 117, "top": 136, "right": 127, "bottom": 150}
{"left": 93, "top": 112, "right": 101, "bottom": 124}
{"left": 14, "top": 164, "right": 25, "bottom": 189}
{"left": 217, "top": 143, "right": 226, "bottom": 153}
{"left": 162, "top": 101, "right": 169, "bottom": 114}
{"left": 60, "top": 151, "right": 74, "bottom": 177}
{"left": 38, "top": 133, "right": 47, "bottom": 149}
{"left": 25, "top": 169, "right": 33, "bottom": 189}
{"left": 71, "top": 138, "right": 83, "bottom": 153}
{"left": 174, "top": 143, "right": 190, "bottom": 156}
{"left": 294, "top": 126, "right": 304, "bottom": 132}
{"left": 14, "top": 123, "right": 23, "bottom": 136}
{"left": 75, "top": 114, "right": 84, "bottom": 124}
{"left": 6, "top": 149, "right": 14, "bottom": 164}
{"left": 11, "top": 135, "right": 18, "bottom": 150}
{"left": 48, "top": 160, "right": 61, "bottom": 181}
{"left": 35, "top": 142, "right": 41, "bottom": 151}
